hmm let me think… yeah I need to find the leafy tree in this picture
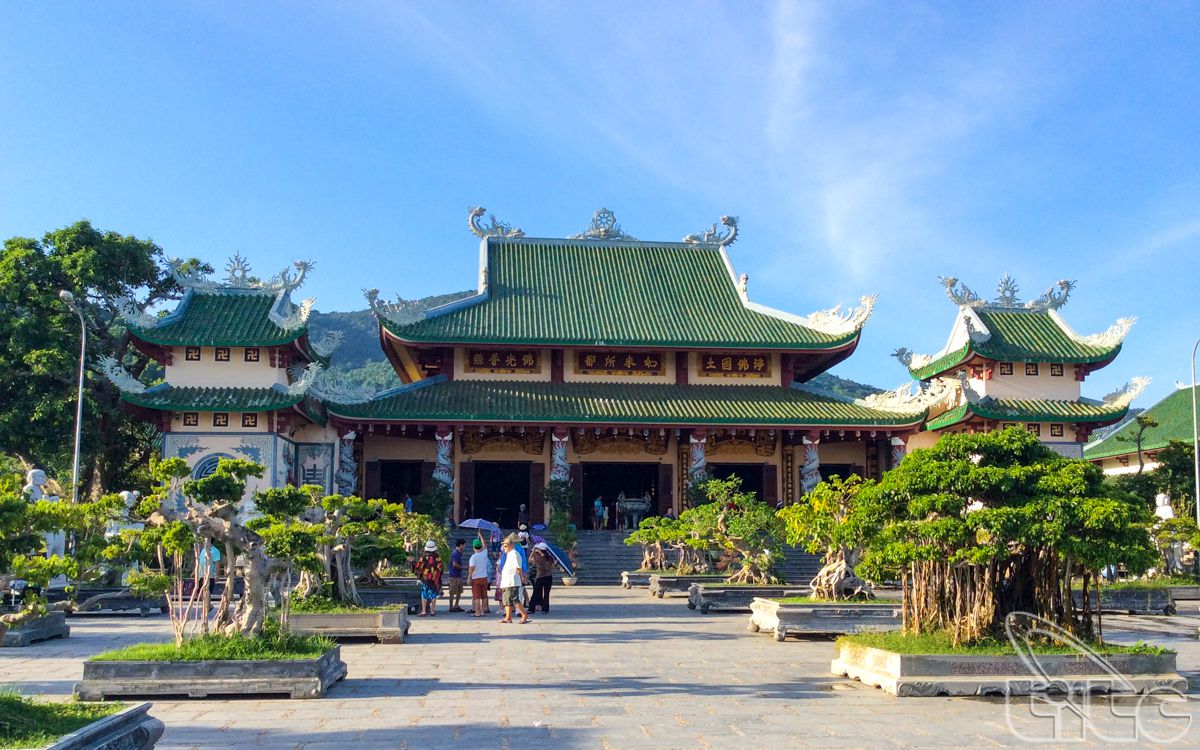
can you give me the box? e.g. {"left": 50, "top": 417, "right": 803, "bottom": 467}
{"left": 777, "top": 474, "right": 878, "bottom": 600}
{"left": 1114, "top": 414, "right": 1159, "bottom": 474}
{"left": 677, "top": 476, "right": 785, "bottom": 584}
{"left": 0, "top": 221, "right": 207, "bottom": 496}
{"left": 862, "top": 428, "right": 1156, "bottom": 645}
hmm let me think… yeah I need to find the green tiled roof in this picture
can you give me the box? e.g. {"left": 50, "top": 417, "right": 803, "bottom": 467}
{"left": 327, "top": 376, "right": 924, "bottom": 427}
{"left": 120, "top": 384, "right": 306, "bottom": 412}
{"left": 925, "top": 397, "right": 1127, "bottom": 431}
{"left": 910, "top": 309, "right": 1122, "bottom": 380}
{"left": 129, "top": 290, "right": 306, "bottom": 348}
{"left": 1085, "top": 386, "right": 1198, "bottom": 460}
{"left": 383, "top": 239, "right": 860, "bottom": 350}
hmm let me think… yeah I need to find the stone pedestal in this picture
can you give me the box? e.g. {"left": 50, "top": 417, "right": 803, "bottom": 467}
{"left": 75, "top": 646, "right": 347, "bottom": 700}
{"left": 646, "top": 574, "right": 726, "bottom": 598}
{"left": 688, "top": 585, "right": 810, "bottom": 613}
{"left": 288, "top": 610, "right": 410, "bottom": 644}
{"left": 748, "top": 597, "right": 900, "bottom": 640}
{"left": 45, "top": 702, "right": 164, "bottom": 750}
{"left": 2, "top": 611, "right": 70, "bottom": 647}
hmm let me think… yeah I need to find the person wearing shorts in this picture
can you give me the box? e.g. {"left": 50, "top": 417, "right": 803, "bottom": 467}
{"left": 468, "top": 538, "right": 490, "bottom": 617}
{"left": 412, "top": 540, "right": 443, "bottom": 617}
{"left": 498, "top": 539, "right": 530, "bottom": 624}
{"left": 447, "top": 539, "right": 466, "bottom": 612}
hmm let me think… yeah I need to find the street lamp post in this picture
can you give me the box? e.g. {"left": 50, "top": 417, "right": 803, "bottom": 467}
{"left": 59, "top": 290, "right": 86, "bottom": 504}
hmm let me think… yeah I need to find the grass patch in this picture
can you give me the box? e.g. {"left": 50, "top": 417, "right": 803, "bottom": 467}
{"left": 773, "top": 596, "right": 884, "bottom": 605}
{"left": 1103, "top": 576, "right": 1199, "bottom": 591}
{"left": 0, "top": 692, "right": 122, "bottom": 749}
{"left": 839, "top": 630, "right": 1171, "bottom": 656}
{"left": 89, "top": 627, "right": 334, "bottom": 662}
{"left": 290, "top": 596, "right": 401, "bottom": 614}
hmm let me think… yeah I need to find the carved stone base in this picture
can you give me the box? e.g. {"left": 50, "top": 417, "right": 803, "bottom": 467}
{"left": 75, "top": 647, "right": 347, "bottom": 700}
{"left": 1073, "top": 589, "right": 1176, "bottom": 615}
{"left": 748, "top": 597, "right": 901, "bottom": 640}
{"left": 45, "top": 702, "right": 164, "bottom": 750}
{"left": 2, "top": 611, "right": 70, "bottom": 647}
{"left": 288, "top": 610, "right": 410, "bottom": 644}
{"left": 621, "top": 571, "right": 654, "bottom": 589}
{"left": 831, "top": 643, "right": 1186, "bottom": 697}
{"left": 358, "top": 583, "right": 421, "bottom": 614}
{"left": 688, "top": 585, "right": 810, "bottom": 613}
{"left": 646, "top": 574, "right": 726, "bottom": 599}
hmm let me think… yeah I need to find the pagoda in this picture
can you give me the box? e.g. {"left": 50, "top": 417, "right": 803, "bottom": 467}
{"left": 895, "top": 274, "right": 1147, "bottom": 457}
{"left": 103, "top": 255, "right": 348, "bottom": 503}
{"left": 323, "top": 208, "right": 931, "bottom": 527}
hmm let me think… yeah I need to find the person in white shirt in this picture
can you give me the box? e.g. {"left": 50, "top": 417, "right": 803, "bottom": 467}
{"left": 467, "top": 538, "right": 492, "bottom": 617}
{"left": 498, "top": 539, "right": 530, "bottom": 624}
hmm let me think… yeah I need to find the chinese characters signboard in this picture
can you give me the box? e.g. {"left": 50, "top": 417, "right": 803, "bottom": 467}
{"left": 465, "top": 349, "right": 541, "bottom": 374}
{"left": 698, "top": 352, "right": 772, "bottom": 378}
{"left": 575, "top": 350, "right": 665, "bottom": 376}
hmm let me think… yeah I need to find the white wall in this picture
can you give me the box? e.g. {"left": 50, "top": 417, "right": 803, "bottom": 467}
{"left": 165, "top": 346, "right": 288, "bottom": 388}
{"left": 973, "top": 366, "right": 1081, "bottom": 401}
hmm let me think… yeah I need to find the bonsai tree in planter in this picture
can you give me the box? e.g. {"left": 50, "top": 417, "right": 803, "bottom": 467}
{"left": 0, "top": 470, "right": 78, "bottom": 638}
{"left": 680, "top": 476, "right": 785, "bottom": 584}
{"left": 860, "top": 427, "right": 1157, "bottom": 645}
{"left": 624, "top": 516, "right": 684, "bottom": 571}
{"left": 778, "top": 474, "right": 878, "bottom": 600}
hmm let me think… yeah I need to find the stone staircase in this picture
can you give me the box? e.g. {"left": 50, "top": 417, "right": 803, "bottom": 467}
{"left": 572, "top": 530, "right": 824, "bottom": 586}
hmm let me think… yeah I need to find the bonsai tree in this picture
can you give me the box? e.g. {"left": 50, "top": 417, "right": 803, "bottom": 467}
{"left": 861, "top": 427, "right": 1157, "bottom": 645}
{"left": 777, "top": 474, "right": 878, "bottom": 600}
{"left": 678, "top": 476, "right": 785, "bottom": 584}
{"left": 624, "top": 516, "right": 683, "bottom": 571}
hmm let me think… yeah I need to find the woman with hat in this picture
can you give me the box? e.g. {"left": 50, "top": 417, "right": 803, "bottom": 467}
{"left": 528, "top": 541, "right": 558, "bottom": 614}
{"left": 412, "top": 540, "right": 443, "bottom": 617}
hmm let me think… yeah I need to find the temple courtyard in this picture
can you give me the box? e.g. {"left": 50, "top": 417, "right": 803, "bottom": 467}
{"left": 3, "top": 587, "right": 1199, "bottom": 749}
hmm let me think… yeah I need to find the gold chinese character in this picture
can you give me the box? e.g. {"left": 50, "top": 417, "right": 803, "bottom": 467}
{"left": 489, "top": 353, "right": 500, "bottom": 367}
{"left": 522, "top": 353, "right": 535, "bottom": 367}
{"left": 624, "top": 355, "right": 636, "bottom": 369}
{"left": 737, "top": 357, "right": 750, "bottom": 371}
{"left": 472, "top": 353, "right": 484, "bottom": 366}
{"left": 705, "top": 357, "right": 717, "bottom": 370}
{"left": 644, "top": 356, "right": 658, "bottom": 369}
{"left": 721, "top": 357, "right": 733, "bottom": 371}
{"left": 605, "top": 355, "right": 617, "bottom": 368}
{"left": 753, "top": 357, "right": 766, "bottom": 371}
{"left": 584, "top": 354, "right": 597, "bottom": 368}
{"left": 505, "top": 354, "right": 518, "bottom": 367}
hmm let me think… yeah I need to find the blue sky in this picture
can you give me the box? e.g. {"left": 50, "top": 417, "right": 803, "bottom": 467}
{"left": 2, "top": 2, "right": 1198, "bottom": 404}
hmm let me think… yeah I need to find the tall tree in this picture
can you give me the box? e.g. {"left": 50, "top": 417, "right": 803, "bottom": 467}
{"left": 0, "top": 220, "right": 205, "bottom": 496}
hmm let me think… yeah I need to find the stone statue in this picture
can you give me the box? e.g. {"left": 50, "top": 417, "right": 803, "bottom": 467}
{"left": 336, "top": 431, "right": 358, "bottom": 496}
{"left": 549, "top": 434, "right": 570, "bottom": 483}
{"left": 801, "top": 440, "right": 822, "bottom": 495}
{"left": 24, "top": 469, "right": 67, "bottom": 587}
{"left": 1156, "top": 493, "right": 1183, "bottom": 574}
{"left": 688, "top": 436, "right": 708, "bottom": 484}
{"left": 434, "top": 430, "right": 454, "bottom": 490}
{"left": 106, "top": 490, "right": 145, "bottom": 538}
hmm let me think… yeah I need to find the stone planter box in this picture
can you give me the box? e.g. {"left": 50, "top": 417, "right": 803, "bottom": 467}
{"left": 2, "top": 611, "right": 70, "bottom": 647}
{"left": 357, "top": 586, "right": 421, "bottom": 614}
{"left": 647, "top": 574, "right": 726, "bottom": 598}
{"left": 831, "top": 642, "right": 1187, "bottom": 697}
{"left": 43, "top": 702, "right": 164, "bottom": 750}
{"left": 74, "top": 646, "right": 347, "bottom": 700}
{"left": 688, "top": 584, "right": 810, "bottom": 613}
{"left": 621, "top": 571, "right": 655, "bottom": 589}
{"left": 1167, "top": 585, "right": 1200, "bottom": 601}
{"left": 46, "top": 587, "right": 169, "bottom": 616}
{"left": 288, "top": 610, "right": 410, "bottom": 644}
{"left": 1074, "top": 588, "right": 1176, "bottom": 615}
{"left": 748, "top": 597, "right": 901, "bottom": 640}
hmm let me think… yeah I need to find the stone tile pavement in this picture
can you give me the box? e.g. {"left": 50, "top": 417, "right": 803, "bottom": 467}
{"left": 3, "top": 587, "right": 1200, "bottom": 748}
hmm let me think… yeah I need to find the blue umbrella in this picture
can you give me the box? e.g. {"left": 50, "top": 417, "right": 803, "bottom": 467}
{"left": 532, "top": 535, "right": 575, "bottom": 578}
{"left": 458, "top": 518, "right": 501, "bottom": 533}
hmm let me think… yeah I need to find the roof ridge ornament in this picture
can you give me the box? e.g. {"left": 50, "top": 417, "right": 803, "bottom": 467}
{"left": 940, "top": 274, "right": 1077, "bottom": 311}
{"left": 940, "top": 276, "right": 981, "bottom": 307}
{"left": 468, "top": 206, "right": 524, "bottom": 239}
{"left": 891, "top": 347, "right": 934, "bottom": 370}
{"left": 1029, "top": 279, "right": 1074, "bottom": 311}
{"left": 792, "top": 376, "right": 952, "bottom": 414}
{"left": 995, "top": 274, "right": 1020, "bottom": 307}
{"left": 683, "top": 215, "right": 739, "bottom": 247}
{"left": 115, "top": 296, "right": 159, "bottom": 328}
{"left": 269, "top": 297, "right": 315, "bottom": 331}
{"left": 97, "top": 355, "right": 147, "bottom": 394}
{"left": 287, "top": 362, "right": 376, "bottom": 404}
{"left": 796, "top": 294, "right": 877, "bottom": 336}
{"left": 310, "top": 330, "right": 344, "bottom": 358}
{"left": 1071, "top": 316, "right": 1136, "bottom": 348}
{"left": 568, "top": 208, "right": 638, "bottom": 241}
{"left": 1102, "top": 376, "right": 1151, "bottom": 409}
{"left": 166, "top": 256, "right": 314, "bottom": 295}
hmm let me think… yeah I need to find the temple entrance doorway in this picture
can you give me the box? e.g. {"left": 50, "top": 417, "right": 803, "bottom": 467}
{"left": 377, "top": 460, "right": 424, "bottom": 504}
{"left": 707, "top": 463, "right": 765, "bottom": 500}
{"left": 471, "top": 461, "right": 532, "bottom": 529}
{"left": 581, "top": 462, "right": 659, "bottom": 530}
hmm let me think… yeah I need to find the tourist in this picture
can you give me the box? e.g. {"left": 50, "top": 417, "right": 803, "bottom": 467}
{"left": 528, "top": 542, "right": 556, "bottom": 614}
{"left": 601, "top": 502, "right": 610, "bottom": 530}
{"left": 412, "top": 540, "right": 443, "bottom": 617}
{"left": 447, "top": 539, "right": 466, "bottom": 612}
{"left": 498, "top": 538, "right": 530, "bottom": 624}
{"left": 403, "top": 493, "right": 413, "bottom": 513}
{"left": 592, "top": 496, "right": 603, "bottom": 530}
{"left": 467, "top": 538, "right": 490, "bottom": 617}
{"left": 515, "top": 527, "right": 531, "bottom": 605}
{"left": 517, "top": 503, "right": 529, "bottom": 528}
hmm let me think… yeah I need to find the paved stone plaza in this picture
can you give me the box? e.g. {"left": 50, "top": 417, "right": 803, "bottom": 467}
{"left": 3, "top": 587, "right": 1200, "bottom": 748}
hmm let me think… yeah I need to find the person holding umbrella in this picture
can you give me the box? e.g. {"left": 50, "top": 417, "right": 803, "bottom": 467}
{"left": 528, "top": 542, "right": 557, "bottom": 614}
